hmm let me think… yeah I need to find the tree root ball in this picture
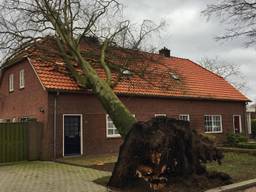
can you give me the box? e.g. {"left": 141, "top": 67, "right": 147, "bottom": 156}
{"left": 108, "top": 117, "right": 231, "bottom": 191}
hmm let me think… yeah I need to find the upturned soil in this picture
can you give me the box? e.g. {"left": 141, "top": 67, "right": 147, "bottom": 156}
{"left": 92, "top": 163, "right": 232, "bottom": 192}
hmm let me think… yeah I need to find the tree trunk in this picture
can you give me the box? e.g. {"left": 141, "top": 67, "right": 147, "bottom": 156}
{"left": 81, "top": 59, "right": 136, "bottom": 136}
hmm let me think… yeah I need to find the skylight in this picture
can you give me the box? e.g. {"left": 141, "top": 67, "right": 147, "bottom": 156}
{"left": 121, "top": 69, "right": 133, "bottom": 75}
{"left": 170, "top": 72, "right": 180, "bottom": 80}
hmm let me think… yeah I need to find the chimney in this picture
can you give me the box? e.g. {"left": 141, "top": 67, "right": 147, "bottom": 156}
{"left": 159, "top": 47, "right": 170, "bottom": 57}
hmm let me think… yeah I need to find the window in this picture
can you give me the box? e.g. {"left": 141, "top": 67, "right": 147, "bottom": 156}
{"left": 204, "top": 115, "right": 222, "bottom": 133}
{"left": 179, "top": 114, "right": 190, "bottom": 121}
{"left": 9, "top": 74, "right": 14, "bottom": 92}
{"left": 154, "top": 114, "right": 167, "bottom": 117}
{"left": 106, "top": 114, "right": 135, "bottom": 138}
{"left": 19, "top": 69, "right": 25, "bottom": 88}
{"left": 106, "top": 115, "right": 120, "bottom": 138}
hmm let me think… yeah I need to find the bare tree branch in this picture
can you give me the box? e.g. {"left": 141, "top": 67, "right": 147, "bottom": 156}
{"left": 203, "top": 0, "right": 256, "bottom": 46}
{"left": 199, "top": 56, "right": 247, "bottom": 91}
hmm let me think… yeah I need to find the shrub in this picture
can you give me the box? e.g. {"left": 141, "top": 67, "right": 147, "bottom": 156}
{"left": 251, "top": 119, "right": 256, "bottom": 138}
{"left": 226, "top": 133, "right": 248, "bottom": 146}
{"left": 200, "top": 133, "right": 216, "bottom": 143}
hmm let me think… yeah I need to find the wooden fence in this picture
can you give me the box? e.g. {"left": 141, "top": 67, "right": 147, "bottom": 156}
{"left": 0, "top": 122, "right": 42, "bottom": 163}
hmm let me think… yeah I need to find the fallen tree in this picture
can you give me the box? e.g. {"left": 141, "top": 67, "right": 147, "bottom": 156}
{"left": 108, "top": 117, "right": 231, "bottom": 191}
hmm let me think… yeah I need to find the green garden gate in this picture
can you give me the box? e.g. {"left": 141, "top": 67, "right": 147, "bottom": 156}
{"left": 0, "top": 121, "right": 42, "bottom": 163}
{"left": 0, "top": 123, "right": 27, "bottom": 163}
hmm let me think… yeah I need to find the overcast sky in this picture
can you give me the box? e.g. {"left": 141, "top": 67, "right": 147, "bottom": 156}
{"left": 120, "top": 0, "right": 256, "bottom": 103}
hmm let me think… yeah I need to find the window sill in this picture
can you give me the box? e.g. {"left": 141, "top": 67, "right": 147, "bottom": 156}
{"left": 204, "top": 131, "right": 223, "bottom": 134}
{"left": 106, "top": 135, "right": 121, "bottom": 139}
{"left": 19, "top": 87, "right": 25, "bottom": 90}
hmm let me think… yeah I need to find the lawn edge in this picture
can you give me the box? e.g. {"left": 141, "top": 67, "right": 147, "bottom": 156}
{"left": 205, "top": 178, "right": 256, "bottom": 192}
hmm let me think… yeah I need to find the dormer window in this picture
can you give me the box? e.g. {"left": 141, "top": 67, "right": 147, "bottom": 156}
{"left": 19, "top": 69, "right": 25, "bottom": 89}
{"left": 9, "top": 74, "right": 14, "bottom": 92}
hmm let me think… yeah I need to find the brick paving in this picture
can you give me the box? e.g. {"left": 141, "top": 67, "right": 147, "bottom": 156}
{"left": 0, "top": 161, "right": 111, "bottom": 192}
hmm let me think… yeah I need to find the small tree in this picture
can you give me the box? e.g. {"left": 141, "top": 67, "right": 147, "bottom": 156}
{"left": 0, "top": 0, "right": 164, "bottom": 136}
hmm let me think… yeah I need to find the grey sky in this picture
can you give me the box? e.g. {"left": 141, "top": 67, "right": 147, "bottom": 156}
{"left": 120, "top": 0, "right": 256, "bottom": 103}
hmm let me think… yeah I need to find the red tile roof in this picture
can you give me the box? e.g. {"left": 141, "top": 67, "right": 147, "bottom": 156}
{"left": 7, "top": 38, "right": 249, "bottom": 102}
{"left": 27, "top": 55, "right": 248, "bottom": 101}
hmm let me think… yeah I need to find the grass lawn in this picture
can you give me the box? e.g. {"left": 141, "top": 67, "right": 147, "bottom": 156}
{"left": 207, "top": 152, "right": 256, "bottom": 182}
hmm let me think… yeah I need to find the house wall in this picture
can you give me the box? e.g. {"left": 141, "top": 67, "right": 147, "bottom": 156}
{"left": 0, "top": 59, "right": 50, "bottom": 160}
{"left": 48, "top": 92, "right": 246, "bottom": 160}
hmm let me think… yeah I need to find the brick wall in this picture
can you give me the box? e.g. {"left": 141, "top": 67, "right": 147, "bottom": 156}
{"left": 48, "top": 92, "right": 246, "bottom": 159}
{"left": 0, "top": 59, "right": 50, "bottom": 160}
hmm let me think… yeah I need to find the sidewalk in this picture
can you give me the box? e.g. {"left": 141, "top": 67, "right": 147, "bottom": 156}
{"left": 0, "top": 161, "right": 111, "bottom": 192}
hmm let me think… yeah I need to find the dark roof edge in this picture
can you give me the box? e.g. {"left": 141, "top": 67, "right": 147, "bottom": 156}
{"left": 46, "top": 88, "right": 250, "bottom": 103}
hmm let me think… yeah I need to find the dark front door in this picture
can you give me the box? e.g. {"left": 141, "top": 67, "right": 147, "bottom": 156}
{"left": 233, "top": 115, "right": 241, "bottom": 134}
{"left": 64, "top": 115, "right": 81, "bottom": 156}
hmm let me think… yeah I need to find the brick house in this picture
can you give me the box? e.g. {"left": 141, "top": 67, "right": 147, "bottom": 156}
{"left": 0, "top": 40, "right": 250, "bottom": 160}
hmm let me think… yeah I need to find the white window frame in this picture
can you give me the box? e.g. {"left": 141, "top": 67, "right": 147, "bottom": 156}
{"left": 62, "top": 114, "right": 83, "bottom": 156}
{"left": 106, "top": 114, "right": 135, "bottom": 138}
{"left": 179, "top": 114, "right": 190, "bottom": 121}
{"left": 19, "top": 69, "right": 25, "bottom": 89}
{"left": 233, "top": 115, "right": 242, "bottom": 133}
{"left": 106, "top": 114, "right": 121, "bottom": 138}
{"left": 154, "top": 114, "right": 167, "bottom": 117}
{"left": 9, "top": 74, "right": 14, "bottom": 92}
{"left": 204, "top": 115, "right": 223, "bottom": 133}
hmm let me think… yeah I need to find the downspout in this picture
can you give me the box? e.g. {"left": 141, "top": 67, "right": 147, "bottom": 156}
{"left": 53, "top": 91, "right": 60, "bottom": 161}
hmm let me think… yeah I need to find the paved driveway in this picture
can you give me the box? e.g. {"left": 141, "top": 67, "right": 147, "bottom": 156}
{"left": 0, "top": 161, "right": 111, "bottom": 192}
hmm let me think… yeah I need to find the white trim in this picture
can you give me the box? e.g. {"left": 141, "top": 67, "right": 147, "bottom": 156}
{"left": 154, "top": 114, "right": 167, "bottom": 117}
{"left": 179, "top": 114, "right": 190, "bottom": 121}
{"left": 63, "top": 114, "right": 83, "bottom": 157}
{"left": 27, "top": 57, "right": 46, "bottom": 91}
{"left": 19, "top": 69, "right": 25, "bottom": 89}
{"left": 248, "top": 113, "right": 252, "bottom": 134}
{"left": 204, "top": 115, "right": 223, "bottom": 134}
{"left": 106, "top": 114, "right": 121, "bottom": 138}
{"left": 233, "top": 115, "right": 242, "bottom": 133}
{"left": 9, "top": 73, "right": 14, "bottom": 92}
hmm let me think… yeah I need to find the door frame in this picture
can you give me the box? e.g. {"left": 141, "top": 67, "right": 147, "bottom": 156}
{"left": 63, "top": 114, "right": 83, "bottom": 157}
{"left": 233, "top": 115, "right": 242, "bottom": 133}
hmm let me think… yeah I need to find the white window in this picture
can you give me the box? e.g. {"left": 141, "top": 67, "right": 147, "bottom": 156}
{"left": 19, "top": 69, "right": 25, "bottom": 88}
{"left": 9, "top": 74, "right": 14, "bottom": 92}
{"left": 154, "top": 114, "right": 167, "bottom": 117}
{"left": 106, "top": 114, "right": 135, "bottom": 138}
{"left": 179, "top": 114, "right": 190, "bottom": 121}
{"left": 106, "top": 115, "right": 120, "bottom": 138}
{"left": 204, "top": 115, "right": 222, "bottom": 133}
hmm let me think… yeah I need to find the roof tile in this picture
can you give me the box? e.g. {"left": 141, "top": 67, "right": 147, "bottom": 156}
{"left": 27, "top": 41, "right": 249, "bottom": 102}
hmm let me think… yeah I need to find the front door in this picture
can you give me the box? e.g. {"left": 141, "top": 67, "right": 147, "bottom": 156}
{"left": 64, "top": 115, "right": 82, "bottom": 156}
{"left": 233, "top": 115, "right": 241, "bottom": 134}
